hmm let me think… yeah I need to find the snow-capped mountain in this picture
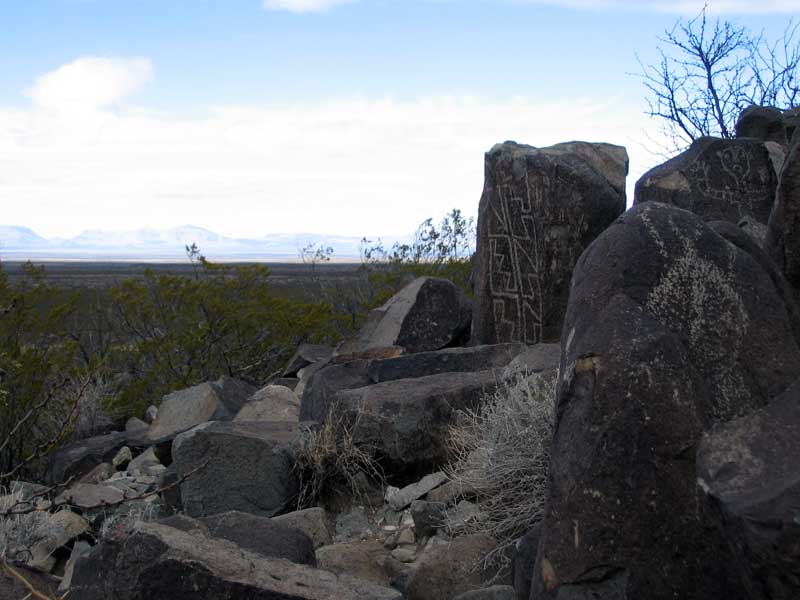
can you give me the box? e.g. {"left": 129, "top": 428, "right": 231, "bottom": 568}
{"left": 0, "top": 225, "right": 406, "bottom": 260}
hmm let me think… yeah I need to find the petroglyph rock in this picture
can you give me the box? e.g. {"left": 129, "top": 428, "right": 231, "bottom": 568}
{"left": 472, "top": 140, "right": 627, "bottom": 345}
{"left": 532, "top": 202, "right": 800, "bottom": 600}
{"left": 635, "top": 136, "right": 782, "bottom": 226}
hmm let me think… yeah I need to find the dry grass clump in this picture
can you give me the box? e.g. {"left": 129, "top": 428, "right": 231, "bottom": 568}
{"left": 293, "top": 410, "right": 384, "bottom": 508}
{"left": 444, "top": 369, "right": 556, "bottom": 572}
{"left": 0, "top": 485, "right": 59, "bottom": 563}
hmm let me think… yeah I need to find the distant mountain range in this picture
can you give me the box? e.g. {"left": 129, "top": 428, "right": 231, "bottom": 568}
{"left": 0, "top": 225, "right": 406, "bottom": 261}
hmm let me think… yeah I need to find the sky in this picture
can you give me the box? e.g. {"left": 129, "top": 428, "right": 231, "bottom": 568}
{"left": 1, "top": 0, "right": 798, "bottom": 241}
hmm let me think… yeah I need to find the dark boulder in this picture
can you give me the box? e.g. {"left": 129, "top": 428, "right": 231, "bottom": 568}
{"left": 735, "top": 105, "right": 788, "bottom": 145}
{"left": 283, "top": 344, "right": 333, "bottom": 377}
{"left": 367, "top": 343, "right": 525, "bottom": 384}
{"left": 766, "top": 138, "right": 800, "bottom": 290}
{"left": 70, "top": 519, "right": 402, "bottom": 600}
{"left": 697, "top": 379, "right": 800, "bottom": 599}
{"left": 172, "top": 421, "right": 303, "bottom": 518}
{"left": 512, "top": 524, "right": 540, "bottom": 600}
{"left": 472, "top": 140, "right": 627, "bottom": 345}
{"left": 335, "top": 370, "right": 502, "bottom": 478}
{"left": 198, "top": 511, "right": 316, "bottom": 566}
{"left": 300, "top": 359, "right": 371, "bottom": 422}
{"left": 532, "top": 203, "right": 800, "bottom": 599}
{"left": 335, "top": 276, "right": 472, "bottom": 358}
{"left": 46, "top": 430, "right": 128, "bottom": 484}
{"left": 635, "top": 136, "right": 783, "bottom": 226}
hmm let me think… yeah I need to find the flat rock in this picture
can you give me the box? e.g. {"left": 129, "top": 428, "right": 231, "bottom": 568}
{"left": 389, "top": 472, "right": 448, "bottom": 511}
{"left": 173, "top": 420, "right": 303, "bottom": 518}
{"left": 235, "top": 384, "right": 300, "bottom": 422}
{"left": 197, "top": 511, "right": 316, "bottom": 565}
{"left": 316, "top": 540, "right": 391, "bottom": 586}
{"left": 59, "top": 483, "right": 125, "bottom": 509}
{"left": 367, "top": 343, "right": 525, "bottom": 384}
{"left": 471, "top": 140, "right": 627, "bottom": 345}
{"left": 70, "top": 520, "right": 402, "bottom": 600}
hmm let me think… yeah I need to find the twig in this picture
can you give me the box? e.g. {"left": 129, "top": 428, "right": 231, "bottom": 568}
{"left": 0, "top": 558, "right": 62, "bottom": 600}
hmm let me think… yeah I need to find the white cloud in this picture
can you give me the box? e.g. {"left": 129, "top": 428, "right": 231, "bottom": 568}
{"left": 262, "top": 0, "right": 354, "bottom": 12}
{"left": 0, "top": 57, "right": 657, "bottom": 241}
{"left": 25, "top": 56, "right": 153, "bottom": 113}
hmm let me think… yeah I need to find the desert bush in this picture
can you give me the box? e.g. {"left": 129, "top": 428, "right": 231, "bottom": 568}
{"left": 444, "top": 369, "right": 557, "bottom": 573}
{"left": 106, "top": 254, "right": 340, "bottom": 415}
{"left": 293, "top": 411, "right": 384, "bottom": 509}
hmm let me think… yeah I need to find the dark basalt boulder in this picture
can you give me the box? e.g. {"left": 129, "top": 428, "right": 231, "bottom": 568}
{"left": 366, "top": 343, "right": 525, "bottom": 384}
{"left": 335, "top": 276, "right": 472, "bottom": 359}
{"left": 172, "top": 420, "right": 304, "bottom": 518}
{"left": 45, "top": 430, "right": 129, "bottom": 484}
{"left": 335, "top": 370, "right": 502, "bottom": 479}
{"left": 472, "top": 140, "right": 627, "bottom": 346}
{"left": 300, "top": 359, "right": 372, "bottom": 422}
{"left": 69, "top": 519, "right": 401, "bottom": 600}
{"left": 532, "top": 203, "right": 800, "bottom": 600}
{"left": 697, "top": 379, "right": 800, "bottom": 599}
{"left": 735, "top": 105, "right": 788, "bottom": 145}
{"left": 766, "top": 137, "right": 800, "bottom": 290}
{"left": 199, "top": 511, "right": 316, "bottom": 566}
{"left": 634, "top": 136, "right": 783, "bottom": 226}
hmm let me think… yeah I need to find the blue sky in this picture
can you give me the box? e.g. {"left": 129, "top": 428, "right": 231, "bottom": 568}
{"left": 1, "top": 0, "right": 798, "bottom": 240}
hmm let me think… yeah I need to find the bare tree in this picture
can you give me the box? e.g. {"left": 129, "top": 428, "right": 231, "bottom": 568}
{"left": 639, "top": 7, "right": 799, "bottom": 152}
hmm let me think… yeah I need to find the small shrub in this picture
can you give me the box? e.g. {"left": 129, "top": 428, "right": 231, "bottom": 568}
{"left": 293, "top": 411, "right": 384, "bottom": 508}
{"left": 444, "top": 369, "right": 557, "bottom": 573}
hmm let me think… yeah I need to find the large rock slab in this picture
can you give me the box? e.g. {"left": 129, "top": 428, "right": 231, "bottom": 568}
{"left": 367, "top": 343, "right": 525, "bottom": 384}
{"left": 766, "top": 137, "right": 800, "bottom": 290}
{"left": 697, "top": 379, "right": 800, "bottom": 599}
{"left": 172, "top": 421, "right": 303, "bottom": 518}
{"left": 273, "top": 507, "right": 333, "bottom": 549}
{"left": 335, "top": 277, "right": 472, "bottom": 358}
{"left": 300, "top": 359, "right": 372, "bottom": 422}
{"left": 472, "top": 140, "right": 627, "bottom": 346}
{"left": 146, "top": 376, "right": 256, "bottom": 441}
{"left": 531, "top": 202, "right": 800, "bottom": 599}
{"left": 197, "top": 511, "right": 316, "bottom": 566}
{"left": 70, "top": 519, "right": 402, "bottom": 600}
{"left": 634, "top": 136, "right": 783, "bottom": 225}
{"left": 336, "top": 370, "right": 502, "bottom": 477}
{"left": 235, "top": 384, "right": 300, "bottom": 422}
